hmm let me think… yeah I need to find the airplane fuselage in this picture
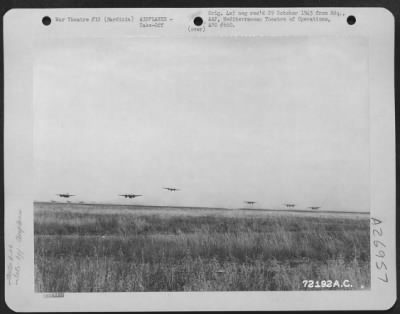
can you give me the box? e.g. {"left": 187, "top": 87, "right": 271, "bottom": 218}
{"left": 57, "top": 194, "right": 74, "bottom": 198}
{"left": 120, "top": 194, "right": 142, "bottom": 199}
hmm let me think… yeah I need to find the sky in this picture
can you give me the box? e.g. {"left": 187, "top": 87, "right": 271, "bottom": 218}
{"left": 33, "top": 36, "right": 369, "bottom": 211}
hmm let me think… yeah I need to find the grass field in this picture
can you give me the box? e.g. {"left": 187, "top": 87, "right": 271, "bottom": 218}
{"left": 34, "top": 202, "right": 370, "bottom": 292}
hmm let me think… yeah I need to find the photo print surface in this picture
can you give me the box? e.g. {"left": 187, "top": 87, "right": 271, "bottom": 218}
{"left": 33, "top": 36, "right": 370, "bottom": 292}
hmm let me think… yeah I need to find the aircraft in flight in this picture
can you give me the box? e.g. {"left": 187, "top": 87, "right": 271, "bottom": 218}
{"left": 244, "top": 201, "right": 256, "bottom": 205}
{"left": 283, "top": 203, "right": 296, "bottom": 208}
{"left": 56, "top": 193, "right": 75, "bottom": 198}
{"left": 163, "top": 187, "right": 180, "bottom": 192}
{"left": 119, "top": 194, "right": 142, "bottom": 199}
{"left": 308, "top": 206, "right": 320, "bottom": 210}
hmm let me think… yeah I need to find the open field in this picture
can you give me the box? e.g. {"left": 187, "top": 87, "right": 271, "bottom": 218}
{"left": 34, "top": 202, "right": 370, "bottom": 292}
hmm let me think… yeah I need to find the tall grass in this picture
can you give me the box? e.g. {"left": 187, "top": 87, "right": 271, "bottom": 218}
{"left": 34, "top": 202, "right": 370, "bottom": 292}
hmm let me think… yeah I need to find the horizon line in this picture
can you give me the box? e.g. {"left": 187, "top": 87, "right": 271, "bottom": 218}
{"left": 33, "top": 200, "right": 370, "bottom": 214}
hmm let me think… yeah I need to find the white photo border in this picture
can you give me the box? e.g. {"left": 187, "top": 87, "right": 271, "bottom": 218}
{"left": 3, "top": 7, "right": 396, "bottom": 311}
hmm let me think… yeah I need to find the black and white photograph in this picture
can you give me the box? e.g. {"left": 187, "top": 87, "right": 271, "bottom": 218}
{"left": 33, "top": 35, "right": 371, "bottom": 292}
{"left": 3, "top": 7, "right": 396, "bottom": 311}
